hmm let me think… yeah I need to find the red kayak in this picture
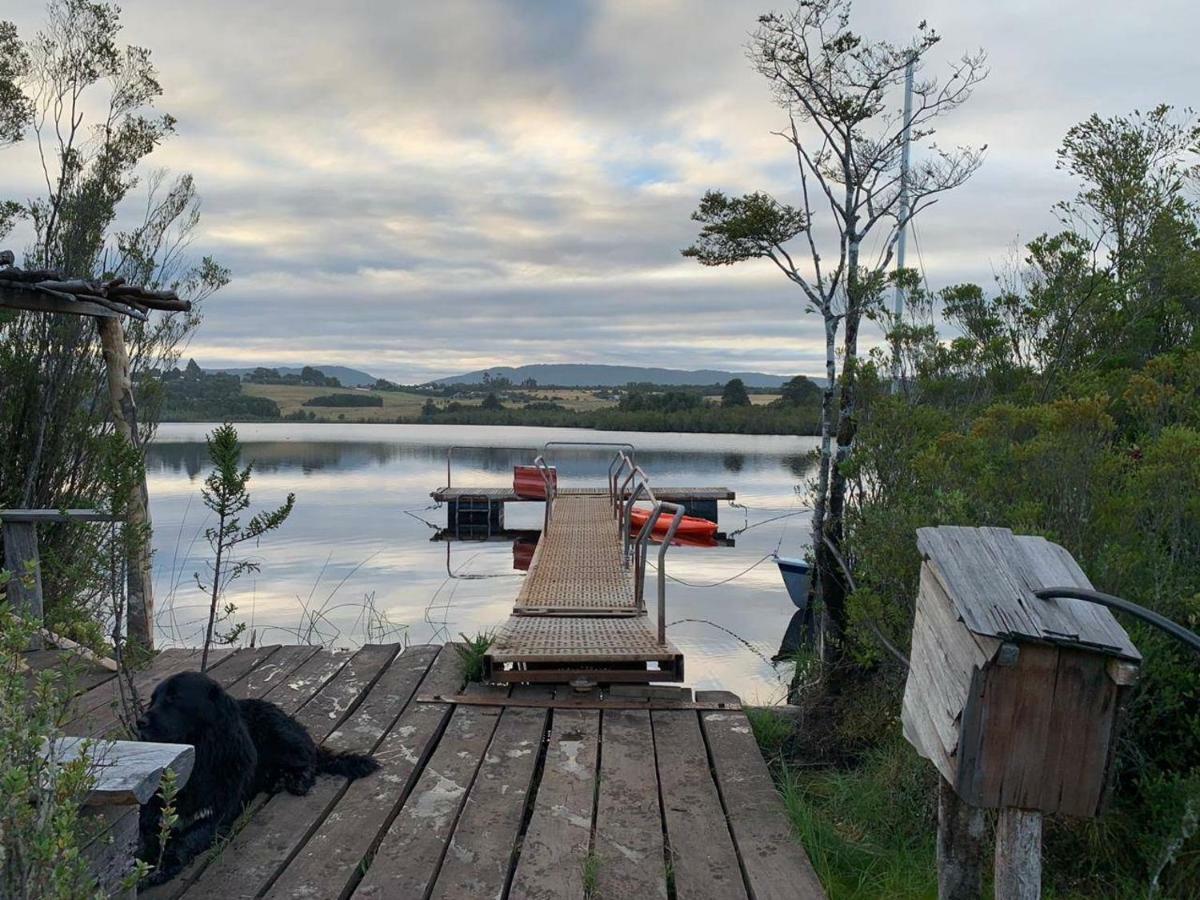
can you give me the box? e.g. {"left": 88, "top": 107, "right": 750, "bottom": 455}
{"left": 629, "top": 505, "right": 718, "bottom": 540}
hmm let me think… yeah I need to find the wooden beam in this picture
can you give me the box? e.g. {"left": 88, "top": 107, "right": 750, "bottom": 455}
{"left": 936, "top": 776, "right": 985, "bottom": 900}
{"left": 994, "top": 808, "right": 1042, "bottom": 900}
{"left": 52, "top": 737, "right": 195, "bottom": 806}
{"left": 0, "top": 508, "right": 118, "bottom": 523}
{"left": 95, "top": 317, "right": 155, "bottom": 651}
{"left": 0, "top": 286, "right": 117, "bottom": 318}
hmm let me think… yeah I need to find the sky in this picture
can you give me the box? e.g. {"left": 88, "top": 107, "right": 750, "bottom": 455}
{"left": 2, "top": 0, "right": 1197, "bottom": 382}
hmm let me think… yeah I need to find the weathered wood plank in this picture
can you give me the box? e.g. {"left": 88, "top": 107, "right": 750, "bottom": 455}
{"left": 593, "top": 709, "right": 667, "bottom": 900}
{"left": 168, "top": 644, "right": 406, "bottom": 900}
{"left": 63, "top": 648, "right": 220, "bottom": 727}
{"left": 351, "top": 687, "right": 507, "bottom": 899}
{"left": 917, "top": 526, "right": 1138, "bottom": 659}
{"left": 258, "top": 647, "right": 353, "bottom": 714}
{"left": 290, "top": 643, "right": 400, "bottom": 735}
{"left": 261, "top": 646, "right": 459, "bottom": 900}
{"left": 697, "top": 696, "right": 825, "bottom": 900}
{"left": 652, "top": 709, "right": 747, "bottom": 900}
{"left": 227, "top": 645, "right": 320, "bottom": 700}
{"left": 429, "top": 687, "right": 551, "bottom": 900}
{"left": 937, "top": 775, "right": 985, "bottom": 900}
{"left": 51, "top": 737, "right": 194, "bottom": 806}
{"left": 994, "top": 807, "right": 1041, "bottom": 900}
{"left": 0, "top": 508, "right": 118, "bottom": 522}
{"left": 509, "top": 708, "right": 599, "bottom": 900}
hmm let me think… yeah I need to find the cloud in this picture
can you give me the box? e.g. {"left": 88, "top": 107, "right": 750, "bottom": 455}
{"left": 3, "top": 0, "right": 1195, "bottom": 381}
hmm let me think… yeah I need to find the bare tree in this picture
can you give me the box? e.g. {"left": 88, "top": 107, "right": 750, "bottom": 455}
{"left": 685, "top": 0, "right": 986, "bottom": 662}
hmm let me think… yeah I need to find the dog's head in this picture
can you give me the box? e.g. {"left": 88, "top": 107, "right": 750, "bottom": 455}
{"left": 138, "top": 671, "right": 235, "bottom": 744}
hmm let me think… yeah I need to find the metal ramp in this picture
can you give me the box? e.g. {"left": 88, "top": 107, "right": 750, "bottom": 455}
{"left": 485, "top": 449, "right": 689, "bottom": 684}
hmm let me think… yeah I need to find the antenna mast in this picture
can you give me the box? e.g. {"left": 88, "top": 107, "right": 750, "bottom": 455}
{"left": 891, "top": 56, "right": 915, "bottom": 391}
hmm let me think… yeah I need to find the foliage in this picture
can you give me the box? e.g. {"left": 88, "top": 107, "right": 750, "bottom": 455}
{"left": 0, "top": 1, "right": 227, "bottom": 636}
{"left": 480, "top": 392, "right": 503, "bottom": 411}
{"left": 301, "top": 392, "right": 382, "bottom": 408}
{"left": 196, "top": 424, "right": 295, "bottom": 670}
{"left": 454, "top": 631, "right": 494, "bottom": 684}
{"left": 158, "top": 366, "right": 280, "bottom": 420}
{"left": 0, "top": 606, "right": 107, "bottom": 898}
{"left": 772, "top": 739, "right": 939, "bottom": 900}
{"left": 686, "top": 0, "right": 987, "bottom": 668}
{"left": 721, "top": 377, "right": 752, "bottom": 408}
{"left": 830, "top": 103, "right": 1200, "bottom": 895}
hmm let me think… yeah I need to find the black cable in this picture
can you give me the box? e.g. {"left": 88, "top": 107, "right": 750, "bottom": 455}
{"left": 1033, "top": 587, "right": 1200, "bottom": 656}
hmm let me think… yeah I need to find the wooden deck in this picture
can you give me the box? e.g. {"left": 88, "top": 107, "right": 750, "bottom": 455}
{"left": 485, "top": 492, "right": 685, "bottom": 683}
{"left": 43, "top": 643, "right": 825, "bottom": 899}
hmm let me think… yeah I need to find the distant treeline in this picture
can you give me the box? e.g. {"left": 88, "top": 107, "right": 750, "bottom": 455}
{"left": 419, "top": 399, "right": 821, "bottom": 435}
{"left": 301, "top": 393, "right": 382, "bottom": 408}
{"left": 155, "top": 361, "right": 280, "bottom": 421}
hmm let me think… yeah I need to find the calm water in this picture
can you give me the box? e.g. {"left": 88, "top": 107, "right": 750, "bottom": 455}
{"left": 147, "top": 423, "right": 818, "bottom": 702}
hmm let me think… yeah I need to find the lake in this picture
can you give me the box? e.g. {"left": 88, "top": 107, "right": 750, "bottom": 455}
{"left": 147, "top": 423, "right": 819, "bottom": 702}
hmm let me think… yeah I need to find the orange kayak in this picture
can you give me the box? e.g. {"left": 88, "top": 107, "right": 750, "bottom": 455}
{"left": 629, "top": 505, "right": 718, "bottom": 540}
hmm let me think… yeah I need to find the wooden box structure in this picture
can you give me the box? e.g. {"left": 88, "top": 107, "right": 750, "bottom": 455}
{"left": 902, "top": 526, "right": 1141, "bottom": 818}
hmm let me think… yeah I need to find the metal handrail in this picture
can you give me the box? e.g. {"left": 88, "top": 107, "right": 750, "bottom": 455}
{"left": 654, "top": 502, "right": 686, "bottom": 643}
{"left": 609, "top": 451, "right": 635, "bottom": 516}
{"left": 533, "top": 455, "right": 556, "bottom": 533}
{"left": 630, "top": 496, "right": 665, "bottom": 610}
{"left": 444, "top": 445, "right": 540, "bottom": 489}
{"left": 622, "top": 479, "right": 657, "bottom": 567}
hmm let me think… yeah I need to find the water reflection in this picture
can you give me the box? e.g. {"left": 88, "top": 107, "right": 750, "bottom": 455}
{"left": 148, "top": 423, "right": 819, "bottom": 701}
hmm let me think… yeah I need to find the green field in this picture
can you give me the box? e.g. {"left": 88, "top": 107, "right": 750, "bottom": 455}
{"left": 242, "top": 383, "right": 431, "bottom": 421}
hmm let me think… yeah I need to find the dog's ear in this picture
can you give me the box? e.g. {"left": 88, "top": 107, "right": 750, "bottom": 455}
{"left": 208, "top": 682, "right": 222, "bottom": 702}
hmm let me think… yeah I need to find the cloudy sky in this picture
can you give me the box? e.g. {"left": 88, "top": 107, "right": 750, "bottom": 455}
{"left": 2, "top": 0, "right": 1196, "bottom": 382}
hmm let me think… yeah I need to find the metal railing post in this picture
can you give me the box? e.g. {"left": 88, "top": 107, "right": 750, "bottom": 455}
{"left": 655, "top": 503, "right": 685, "bottom": 644}
{"left": 533, "top": 455, "right": 555, "bottom": 533}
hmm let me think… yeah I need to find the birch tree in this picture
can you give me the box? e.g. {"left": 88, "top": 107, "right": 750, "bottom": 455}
{"left": 684, "top": 0, "right": 986, "bottom": 663}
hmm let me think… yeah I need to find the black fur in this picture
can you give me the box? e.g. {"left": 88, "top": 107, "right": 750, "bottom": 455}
{"left": 136, "top": 671, "right": 379, "bottom": 885}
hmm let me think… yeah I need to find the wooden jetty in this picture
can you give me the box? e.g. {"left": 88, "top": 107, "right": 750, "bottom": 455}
{"left": 38, "top": 642, "right": 826, "bottom": 900}
{"left": 477, "top": 452, "right": 716, "bottom": 684}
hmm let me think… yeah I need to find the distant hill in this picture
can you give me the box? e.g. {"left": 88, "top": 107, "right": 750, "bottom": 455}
{"left": 211, "top": 365, "right": 378, "bottom": 387}
{"left": 432, "top": 364, "right": 798, "bottom": 388}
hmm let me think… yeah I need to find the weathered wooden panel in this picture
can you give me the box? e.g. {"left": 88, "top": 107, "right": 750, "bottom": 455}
{"left": 261, "top": 648, "right": 458, "bottom": 900}
{"left": 594, "top": 709, "right": 668, "bottom": 899}
{"left": 698, "top": 693, "right": 825, "bottom": 900}
{"left": 53, "top": 737, "right": 194, "bottom": 806}
{"left": 430, "top": 690, "right": 549, "bottom": 899}
{"left": 352, "top": 690, "right": 506, "bottom": 899}
{"left": 917, "top": 526, "right": 1138, "bottom": 659}
{"left": 652, "top": 709, "right": 747, "bottom": 900}
{"left": 509, "top": 709, "right": 599, "bottom": 900}
{"left": 226, "top": 645, "right": 320, "bottom": 700}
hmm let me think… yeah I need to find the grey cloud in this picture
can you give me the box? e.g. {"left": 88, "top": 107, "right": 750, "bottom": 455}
{"left": 3, "top": 0, "right": 1196, "bottom": 382}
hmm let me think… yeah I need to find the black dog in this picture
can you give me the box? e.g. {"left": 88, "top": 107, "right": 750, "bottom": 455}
{"left": 136, "top": 671, "right": 379, "bottom": 885}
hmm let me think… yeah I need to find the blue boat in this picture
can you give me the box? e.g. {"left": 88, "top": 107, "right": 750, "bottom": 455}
{"left": 774, "top": 554, "right": 812, "bottom": 610}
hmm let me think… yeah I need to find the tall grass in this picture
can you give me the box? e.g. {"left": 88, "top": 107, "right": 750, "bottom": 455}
{"left": 771, "top": 740, "right": 939, "bottom": 900}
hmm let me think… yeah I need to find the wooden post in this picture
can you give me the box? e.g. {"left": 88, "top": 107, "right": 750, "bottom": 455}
{"left": 937, "top": 775, "right": 986, "bottom": 900}
{"left": 1, "top": 519, "right": 45, "bottom": 648}
{"left": 994, "top": 808, "right": 1042, "bottom": 900}
{"left": 95, "top": 317, "right": 154, "bottom": 651}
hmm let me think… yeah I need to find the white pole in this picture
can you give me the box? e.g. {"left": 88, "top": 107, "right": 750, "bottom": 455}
{"left": 891, "top": 57, "right": 915, "bottom": 391}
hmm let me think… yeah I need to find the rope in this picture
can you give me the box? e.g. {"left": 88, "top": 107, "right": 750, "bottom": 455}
{"left": 663, "top": 617, "right": 780, "bottom": 671}
{"left": 647, "top": 552, "right": 776, "bottom": 587}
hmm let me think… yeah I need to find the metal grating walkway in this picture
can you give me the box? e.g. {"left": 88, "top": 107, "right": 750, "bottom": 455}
{"left": 486, "top": 489, "right": 685, "bottom": 683}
